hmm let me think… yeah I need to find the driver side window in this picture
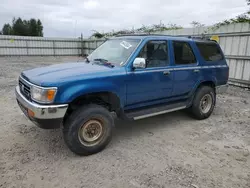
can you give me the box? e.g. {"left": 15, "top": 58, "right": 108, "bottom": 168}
{"left": 137, "top": 40, "right": 168, "bottom": 68}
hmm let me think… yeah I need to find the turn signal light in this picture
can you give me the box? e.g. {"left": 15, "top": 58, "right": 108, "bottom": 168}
{"left": 47, "top": 89, "right": 56, "bottom": 101}
{"left": 28, "top": 109, "right": 35, "bottom": 117}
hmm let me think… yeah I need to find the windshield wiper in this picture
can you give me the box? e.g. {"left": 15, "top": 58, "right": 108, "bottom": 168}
{"left": 83, "top": 54, "right": 90, "bottom": 63}
{"left": 93, "top": 58, "right": 114, "bottom": 67}
{"left": 93, "top": 58, "right": 108, "bottom": 62}
{"left": 85, "top": 57, "right": 90, "bottom": 63}
{"left": 77, "top": 54, "right": 90, "bottom": 63}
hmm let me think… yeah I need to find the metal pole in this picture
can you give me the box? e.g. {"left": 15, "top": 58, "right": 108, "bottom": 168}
{"left": 81, "top": 33, "right": 84, "bottom": 56}
{"left": 53, "top": 41, "right": 56, "bottom": 56}
{"left": 26, "top": 40, "right": 28, "bottom": 55}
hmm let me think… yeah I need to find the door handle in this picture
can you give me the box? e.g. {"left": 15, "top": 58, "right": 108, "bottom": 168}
{"left": 163, "top": 71, "right": 171, "bottom": 75}
{"left": 193, "top": 69, "right": 200, "bottom": 73}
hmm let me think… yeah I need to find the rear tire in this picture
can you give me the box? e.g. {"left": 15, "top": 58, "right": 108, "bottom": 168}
{"left": 63, "top": 104, "right": 114, "bottom": 156}
{"left": 190, "top": 86, "right": 216, "bottom": 120}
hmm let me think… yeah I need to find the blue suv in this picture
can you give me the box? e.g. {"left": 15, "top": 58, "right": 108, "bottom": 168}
{"left": 15, "top": 35, "right": 229, "bottom": 155}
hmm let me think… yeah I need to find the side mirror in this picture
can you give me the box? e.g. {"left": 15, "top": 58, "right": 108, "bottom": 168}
{"left": 133, "top": 58, "right": 146, "bottom": 69}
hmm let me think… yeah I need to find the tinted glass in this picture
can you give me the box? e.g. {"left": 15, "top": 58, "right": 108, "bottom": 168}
{"left": 173, "top": 41, "right": 196, "bottom": 65}
{"left": 196, "top": 42, "right": 224, "bottom": 62}
{"left": 137, "top": 41, "right": 168, "bottom": 68}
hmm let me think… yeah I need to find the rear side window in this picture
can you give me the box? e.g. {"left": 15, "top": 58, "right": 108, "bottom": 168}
{"left": 173, "top": 41, "right": 196, "bottom": 65}
{"left": 196, "top": 42, "right": 224, "bottom": 62}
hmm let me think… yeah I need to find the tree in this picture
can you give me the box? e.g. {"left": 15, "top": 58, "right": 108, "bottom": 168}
{"left": 12, "top": 18, "right": 29, "bottom": 36}
{"left": 92, "top": 31, "right": 104, "bottom": 38}
{"left": 1, "top": 17, "right": 43, "bottom": 36}
{"left": 234, "top": 14, "right": 250, "bottom": 22}
{"left": 2, "top": 24, "right": 12, "bottom": 35}
{"left": 37, "top": 19, "right": 43, "bottom": 37}
{"left": 29, "top": 19, "right": 38, "bottom": 36}
{"left": 190, "top": 21, "right": 205, "bottom": 28}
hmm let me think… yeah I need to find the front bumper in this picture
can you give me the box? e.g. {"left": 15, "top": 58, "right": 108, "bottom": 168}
{"left": 216, "top": 84, "right": 229, "bottom": 94}
{"left": 15, "top": 86, "right": 68, "bottom": 129}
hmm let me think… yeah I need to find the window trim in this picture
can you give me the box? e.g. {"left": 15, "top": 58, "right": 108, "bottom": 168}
{"left": 172, "top": 41, "right": 197, "bottom": 66}
{"left": 136, "top": 40, "right": 170, "bottom": 70}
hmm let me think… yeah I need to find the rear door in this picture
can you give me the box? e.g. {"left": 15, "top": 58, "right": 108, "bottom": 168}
{"left": 171, "top": 41, "right": 200, "bottom": 97}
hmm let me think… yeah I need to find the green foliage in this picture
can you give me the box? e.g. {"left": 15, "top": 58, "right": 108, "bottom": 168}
{"left": 91, "top": 30, "right": 105, "bottom": 38}
{"left": 37, "top": 19, "right": 43, "bottom": 37}
{"left": 190, "top": 21, "right": 205, "bottom": 28}
{"left": 29, "top": 19, "right": 38, "bottom": 36}
{"left": 12, "top": 18, "right": 29, "bottom": 36}
{"left": 1, "top": 17, "right": 43, "bottom": 36}
{"left": 2, "top": 24, "right": 12, "bottom": 35}
{"left": 212, "top": 12, "right": 250, "bottom": 29}
{"left": 91, "top": 23, "right": 183, "bottom": 38}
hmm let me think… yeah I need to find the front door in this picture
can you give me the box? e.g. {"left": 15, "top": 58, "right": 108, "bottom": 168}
{"left": 126, "top": 40, "right": 174, "bottom": 108}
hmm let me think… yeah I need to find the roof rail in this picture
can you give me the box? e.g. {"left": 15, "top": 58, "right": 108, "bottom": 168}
{"left": 114, "top": 33, "right": 219, "bottom": 42}
{"left": 115, "top": 33, "right": 148, "bottom": 37}
{"left": 115, "top": 33, "right": 209, "bottom": 38}
{"left": 187, "top": 35, "right": 219, "bottom": 43}
{"left": 115, "top": 33, "right": 173, "bottom": 37}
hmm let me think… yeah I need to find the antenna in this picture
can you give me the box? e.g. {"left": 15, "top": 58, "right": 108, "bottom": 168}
{"left": 74, "top": 20, "right": 77, "bottom": 38}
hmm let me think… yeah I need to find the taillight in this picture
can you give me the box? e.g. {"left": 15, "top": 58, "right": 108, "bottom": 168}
{"left": 226, "top": 66, "right": 229, "bottom": 81}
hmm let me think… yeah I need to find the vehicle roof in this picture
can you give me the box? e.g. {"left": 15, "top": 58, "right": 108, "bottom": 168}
{"left": 112, "top": 35, "right": 216, "bottom": 43}
{"left": 113, "top": 35, "right": 191, "bottom": 41}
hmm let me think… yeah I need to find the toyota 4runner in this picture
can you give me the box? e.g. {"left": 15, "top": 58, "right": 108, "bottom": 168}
{"left": 15, "top": 35, "right": 229, "bottom": 155}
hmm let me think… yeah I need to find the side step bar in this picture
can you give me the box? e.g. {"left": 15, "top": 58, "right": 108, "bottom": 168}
{"left": 125, "top": 102, "right": 187, "bottom": 120}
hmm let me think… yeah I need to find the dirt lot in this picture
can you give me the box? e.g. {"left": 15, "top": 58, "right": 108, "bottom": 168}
{"left": 0, "top": 57, "right": 249, "bottom": 188}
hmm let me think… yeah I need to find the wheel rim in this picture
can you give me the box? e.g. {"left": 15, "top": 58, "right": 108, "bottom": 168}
{"left": 200, "top": 94, "right": 213, "bottom": 114}
{"left": 78, "top": 119, "right": 104, "bottom": 146}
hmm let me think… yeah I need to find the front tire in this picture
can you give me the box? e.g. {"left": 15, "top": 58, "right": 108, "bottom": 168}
{"left": 190, "top": 86, "right": 216, "bottom": 120}
{"left": 63, "top": 104, "right": 114, "bottom": 156}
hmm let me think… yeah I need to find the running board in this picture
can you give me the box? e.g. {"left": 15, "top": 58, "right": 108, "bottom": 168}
{"left": 125, "top": 102, "right": 187, "bottom": 120}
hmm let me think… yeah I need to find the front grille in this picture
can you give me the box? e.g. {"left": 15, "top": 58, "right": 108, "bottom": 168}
{"left": 19, "top": 77, "right": 31, "bottom": 100}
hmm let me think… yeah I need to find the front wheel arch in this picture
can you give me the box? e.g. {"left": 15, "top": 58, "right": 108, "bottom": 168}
{"left": 63, "top": 91, "right": 121, "bottom": 124}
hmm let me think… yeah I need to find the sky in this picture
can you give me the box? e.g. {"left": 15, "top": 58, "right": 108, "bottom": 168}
{"left": 0, "top": 0, "right": 248, "bottom": 38}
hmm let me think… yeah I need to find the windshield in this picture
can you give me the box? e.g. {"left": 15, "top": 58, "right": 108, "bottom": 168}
{"left": 88, "top": 39, "right": 140, "bottom": 66}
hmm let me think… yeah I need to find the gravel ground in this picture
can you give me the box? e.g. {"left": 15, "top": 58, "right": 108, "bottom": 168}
{"left": 0, "top": 57, "right": 249, "bottom": 188}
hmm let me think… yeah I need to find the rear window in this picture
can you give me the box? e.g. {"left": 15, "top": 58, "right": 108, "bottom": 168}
{"left": 196, "top": 42, "right": 224, "bottom": 62}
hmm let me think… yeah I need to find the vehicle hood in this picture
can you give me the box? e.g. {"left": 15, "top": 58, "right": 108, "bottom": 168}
{"left": 21, "top": 62, "right": 125, "bottom": 86}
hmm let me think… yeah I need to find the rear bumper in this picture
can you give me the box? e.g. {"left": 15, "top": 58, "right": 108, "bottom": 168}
{"left": 15, "top": 86, "right": 68, "bottom": 129}
{"left": 216, "top": 84, "right": 229, "bottom": 94}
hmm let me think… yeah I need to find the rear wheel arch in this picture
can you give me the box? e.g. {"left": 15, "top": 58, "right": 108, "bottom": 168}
{"left": 196, "top": 81, "right": 216, "bottom": 91}
{"left": 189, "top": 85, "right": 216, "bottom": 120}
{"left": 188, "top": 81, "right": 216, "bottom": 106}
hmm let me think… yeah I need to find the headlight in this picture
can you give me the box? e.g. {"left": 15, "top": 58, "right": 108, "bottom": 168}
{"left": 31, "top": 86, "right": 57, "bottom": 103}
